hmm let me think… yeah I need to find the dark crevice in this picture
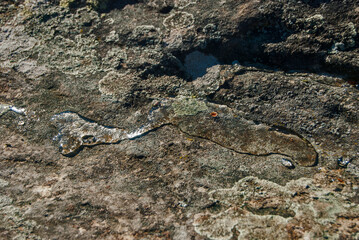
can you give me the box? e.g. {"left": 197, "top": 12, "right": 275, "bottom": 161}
{"left": 107, "top": 0, "right": 139, "bottom": 12}
{"left": 159, "top": 5, "right": 173, "bottom": 14}
{"left": 268, "top": 124, "right": 315, "bottom": 147}
{"left": 184, "top": 38, "right": 327, "bottom": 76}
{"left": 170, "top": 3, "right": 358, "bottom": 83}
{"left": 301, "top": 0, "right": 331, "bottom": 8}
{"left": 61, "top": 120, "right": 306, "bottom": 161}
{"left": 52, "top": 0, "right": 139, "bottom": 13}
{"left": 174, "top": 125, "right": 294, "bottom": 159}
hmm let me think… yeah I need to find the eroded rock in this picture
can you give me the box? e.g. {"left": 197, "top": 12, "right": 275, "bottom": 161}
{"left": 194, "top": 173, "right": 359, "bottom": 240}
{"left": 51, "top": 97, "right": 317, "bottom": 166}
{"left": 1, "top": 0, "right": 359, "bottom": 238}
{"left": 51, "top": 112, "right": 127, "bottom": 156}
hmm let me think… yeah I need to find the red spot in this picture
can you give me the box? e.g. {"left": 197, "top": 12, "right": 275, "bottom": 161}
{"left": 210, "top": 112, "right": 218, "bottom": 117}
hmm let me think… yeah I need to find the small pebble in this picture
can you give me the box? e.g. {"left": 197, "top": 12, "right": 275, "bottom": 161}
{"left": 178, "top": 201, "right": 188, "bottom": 207}
{"left": 281, "top": 158, "right": 295, "bottom": 169}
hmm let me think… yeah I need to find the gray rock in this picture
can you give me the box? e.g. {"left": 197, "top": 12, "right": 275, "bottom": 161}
{"left": 1, "top": 0, "right": 359, "bottom": 238}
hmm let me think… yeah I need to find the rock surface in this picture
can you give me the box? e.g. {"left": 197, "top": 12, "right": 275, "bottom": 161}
{"left": 1, "top": 0, "right": 359, "bottom": 239}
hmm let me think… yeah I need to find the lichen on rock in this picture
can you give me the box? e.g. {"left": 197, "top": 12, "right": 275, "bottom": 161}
{"left": 59, "top": 0, "right": 76, "bottom": 8}
{"left": 172, "top": 97, "right": 208, "bottom": 116}
{"left": 98, "top": 71, "right": 138, "bottom": 101}
{"left": 1, "top": 0, "right": 359, "bottom": 238}
{"left": 194, "top": 174, "right": 359, "bottom": 240}
{"left": 163, "top": 11, "right": 195, "bottom": 29}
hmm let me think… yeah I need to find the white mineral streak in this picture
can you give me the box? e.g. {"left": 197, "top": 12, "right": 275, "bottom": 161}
{"left": 0, "top": 104, "right": 27, "bottom": 116}
{"left": 9, "top": 106, "right": 26, "bottom": 115}
{"left": 50, "top": 111, "right": 162, "bottom": 156}
{"left": 126, "top": 125, "right": 149, "bottom": 139}
{"left": 0, "top": 104, "right": 10, "bottom": 116}
{"left": 281, "top": 158, "right": 294, "bottom": 168}
{"left": 50, "top": 98, "right": 172, "bottom": 156}
{"left": 175, "top": 0, "right": 197, "bottom": 9}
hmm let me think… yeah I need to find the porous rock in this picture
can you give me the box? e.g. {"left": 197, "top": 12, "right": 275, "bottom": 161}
{"left": 1, "top": 0, "right": 359, "bottom": 239}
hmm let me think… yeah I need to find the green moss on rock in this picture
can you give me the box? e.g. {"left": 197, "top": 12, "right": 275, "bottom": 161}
{"left": 172, "top": 98, "right": 208, "bottom": 116}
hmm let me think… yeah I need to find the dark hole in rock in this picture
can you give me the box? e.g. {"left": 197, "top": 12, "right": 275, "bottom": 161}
{"left": 301, "top": 0, "right": 331, "bottom": 8}
{"left": 323, "top": 103, "right": 344, "bottom": 118}
{"left": 57, "top": 0, "right": 139, "bottom": 12}
{"left": 159, "top": 5, "right": 173, "bottom": 14}
{"left": 245, "top": 206, "right": 296, "bottom": 218}
{"left": 108, "top": 0, "right": 138, "bottom": 12}
{"left": 59, "top": 0, "right": 87, "bottom": 9}
{"left": 169, "top": 6, "right": 357, "bottom": 84}
{"left": 345, "top": 77, "right": 359, "bottom": 89}
{"left": 39, "top": 12, "right": 59, "bottom": 23}
{"left": 183, "top": 51, "right": 220, "bottom": 80}
{"left": 82, "top": 135, "right": 97, "bottom": 144}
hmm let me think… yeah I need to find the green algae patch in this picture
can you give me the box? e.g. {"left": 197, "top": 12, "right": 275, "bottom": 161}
{"left": 172, "top": 98, "right": 208, "bottom": 116}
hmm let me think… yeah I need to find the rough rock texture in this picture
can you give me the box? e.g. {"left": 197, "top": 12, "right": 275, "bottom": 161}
{"left": 194, "top": 171, "right": 359, "bottom": 240}
{"left": 1, "top": 0, "right": 359, "bottom": 239}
